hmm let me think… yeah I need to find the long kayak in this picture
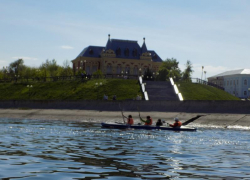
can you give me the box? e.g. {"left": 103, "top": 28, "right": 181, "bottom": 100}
{"left": 101, "top": 122, "right": 197, "bottom": 132}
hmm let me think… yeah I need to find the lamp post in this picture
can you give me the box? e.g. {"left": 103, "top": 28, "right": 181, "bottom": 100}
{"left": 204, "top": 71, "right": 207, "bottom": 81}
{"left": 201, "top": 66, "right": 204, "bottom": 81}
{"left": 15, "top": 74, "right": 20, "bottom": 82}
{"left": 27, "top": 85, "right": 33, "bottom": 99}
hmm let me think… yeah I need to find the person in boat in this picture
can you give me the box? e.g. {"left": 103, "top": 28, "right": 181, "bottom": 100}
{"left": 169, "top": 117, "right": 182, "bottom": 128}
{"left": 156, "top": 119, "right": 163, "bottom": 126}
{"left": 140, "top": 116, "right": 153, "bottom": 125}
{"left": 123, "top": 114, "right": 134, "bottom": 125}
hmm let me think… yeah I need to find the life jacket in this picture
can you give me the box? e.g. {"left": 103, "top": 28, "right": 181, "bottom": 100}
{"left": 171, "top": 121, "right": 182, "bottom": 127}
{"left": 127, "top": 118, "right": 134, "bottom": 125}
{"left": 145, "top": 118, "right": 153, "bottom": 125}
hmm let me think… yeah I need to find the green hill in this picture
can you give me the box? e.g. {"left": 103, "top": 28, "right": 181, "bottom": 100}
{"left": 0, "top": 79, "right": 240, "bottom": 101}
{"left": 0, "top": 79, "right": 143, "bottom": 100}
{"left": 177, "top": 81, "right": 240, "bottom": 100}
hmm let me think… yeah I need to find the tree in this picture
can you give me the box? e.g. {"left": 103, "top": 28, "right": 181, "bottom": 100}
{"left": 156, "top": 58, "right": 181, "bottom": 81}
{"left": 182, "top": 60, "right": 193, "bottom": 81}
{"left": 9, "top": 59, "right": 26, "bottom": 77}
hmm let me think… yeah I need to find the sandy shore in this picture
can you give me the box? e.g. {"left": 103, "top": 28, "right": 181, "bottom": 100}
{"left": 1, "top": 108, "right": 250, "bottom": 127}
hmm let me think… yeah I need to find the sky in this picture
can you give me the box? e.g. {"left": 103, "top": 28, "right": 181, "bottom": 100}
{"left": 0, "top": 0, "right": 250, "bottom": 79}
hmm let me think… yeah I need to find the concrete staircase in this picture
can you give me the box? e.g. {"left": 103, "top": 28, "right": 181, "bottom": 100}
{"left": 145, "top": 81, "right": 179, "bottom": 101}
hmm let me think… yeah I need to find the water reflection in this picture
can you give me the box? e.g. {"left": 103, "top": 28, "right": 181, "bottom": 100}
{"left": 0, "top": 119, "right": 250, "bottom": 179}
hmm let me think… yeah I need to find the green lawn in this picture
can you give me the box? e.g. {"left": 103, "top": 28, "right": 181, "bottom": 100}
{"left": 177, "top": 81, "right": 240, "bottom": 100}
{"left": 0, "top": 79, "right": 240, "bottom": 100}
{"left": 0, "top": 79, "right": 143, "bottom": 100}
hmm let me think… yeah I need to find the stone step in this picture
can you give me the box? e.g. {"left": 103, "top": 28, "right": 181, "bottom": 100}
{"left": 144, "top": 80, "right": 179, "bottom": 101}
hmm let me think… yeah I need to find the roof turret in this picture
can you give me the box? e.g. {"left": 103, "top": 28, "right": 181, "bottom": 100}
{"left": 141, "top": 37, "right": 148, "bottom": 53}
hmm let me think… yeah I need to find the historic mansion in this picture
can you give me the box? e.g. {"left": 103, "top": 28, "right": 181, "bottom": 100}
{"left": 71, "top": 35, "right": 163, "bottom": 76}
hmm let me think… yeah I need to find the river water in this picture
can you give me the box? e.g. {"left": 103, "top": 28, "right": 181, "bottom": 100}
{"left": 0, "top": 119, "right": 250, "bottom": 180}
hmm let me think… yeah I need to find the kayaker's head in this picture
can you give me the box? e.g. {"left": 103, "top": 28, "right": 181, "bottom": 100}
{"left": 158, "top": 119, "right": 161, "bottom": 122}
{"left": 174, "top": 117, "right": 179, "bottom": 121}
{"left": 128, "top": 115, "right": 132, "bottom": 118}
{"left": 147, "top": 116, "right": 150, "bottom": 119}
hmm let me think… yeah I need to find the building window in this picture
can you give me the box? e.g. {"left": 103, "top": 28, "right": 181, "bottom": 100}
{"left": 132, "top": 48, "right": 137, "bottom": 57}
{"left": 89, "top": 49, "right": 94, "bottom": 55}
{"left": 227, "top": 81, "right": 229, "bottom": 86}
{"left": 86, "top": 66, "right": 90, "bottom": 74}
{"left": 244, "top": 91, "right": 247, "bottom": 96}
{"left": 117, "top": 65, "right": 122, "bottom": 74}
{"left": 133, "top": 66, "right": 138, "bottom": 75}
{"left": 125, "top": 66, "right": 130, "bottom": 75}
{"left": 106, "top": 64, "right": 112, "bottom": 74}
{"left": 237, "top": 80, "right": 238, "bottom": 85}
{"left": 92, "top": 66, "right": 97, "bottom": 73}
{"left": 116, "top": 48, "right": 121, "bottom": 56}
{"left": 233, "top": 80, "right": 235, "bottom": 85}
{"left": 244, "top": 79, "right": 247, "bottom": 85}
{"left": 124, "top": 48, "right": 129, "bottom": 57}
{"left": 230, "top": 80, "right": 232, "bottom": 85}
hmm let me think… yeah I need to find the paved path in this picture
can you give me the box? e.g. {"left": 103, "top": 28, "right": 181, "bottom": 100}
{"left": 0, "top": 109, "right": 250, "bottom": 128}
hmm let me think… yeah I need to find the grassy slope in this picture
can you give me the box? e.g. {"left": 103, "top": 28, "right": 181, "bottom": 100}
{"left": 178, "top": 81, "right": 240, "bottom": 100}
{"left": 0, "top": 79, "right": 143, "bottom": 100}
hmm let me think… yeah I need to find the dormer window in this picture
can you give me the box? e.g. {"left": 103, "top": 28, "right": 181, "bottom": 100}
{"left": 153, "top": 54, "right": 157, "bottom": 59}
{"left": 89, "top": 49, "right": 94, "bottom": 55}
{"left": 132, "top": 48, "right": 137, "bottom": 57}
{"left": 124, "top": 48, "right": 129, "bottom": 57}
{"left": 116, "top": 48, "right": 121, "bottom": 56}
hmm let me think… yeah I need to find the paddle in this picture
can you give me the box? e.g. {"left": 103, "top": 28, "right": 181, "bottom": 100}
{"left": 137, "top": 106, "right": 143, "bottom": 125}
{"left": 119, "top": 103, "right": 126, "bottom": 124}
{"left": 182, "top": 115, "right": 204, "bottom": 126}
{"left": 224, "top": 115, "right": 246, "bottom": 128}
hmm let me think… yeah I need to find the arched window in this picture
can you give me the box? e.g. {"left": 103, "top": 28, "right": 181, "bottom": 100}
{"left": 107, "top": 64, "right": 112, "bottom": 74}
{"left": 117, "top": 65, "right": 122, "bottom": 74}
{"left": 116, "top": 48, "right": 121, "bottom": 56}
{"left": 244, "top": 79, "right": 247, "bottom": 85}
{"left": 124, "top": 48, "right": 129, "bottom": 57}
{"left": 125, "top": 66, "right": 130, "bottom": 75}
{"left": 132, "top": 48, "right": 137, "bottom": 57}
{"left": 133, "top": 66, "right": 138, "bottom": 75}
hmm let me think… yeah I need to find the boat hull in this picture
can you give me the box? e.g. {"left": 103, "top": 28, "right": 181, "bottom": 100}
{"left": 101, "top": 122, "right": 197, "bottom": 131}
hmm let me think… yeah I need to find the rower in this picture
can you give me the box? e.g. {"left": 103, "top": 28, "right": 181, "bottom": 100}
{"left": 156, "top": 119, "right": 163, "bottom": 126}
{"left": 140, "top": 116, "right": 153, "bottom": 125}
{"left": 123, "top": 114, "right": 134, "bottom": 125}
{"left": 169, "top": 117, "right": 182, "bottom": 128}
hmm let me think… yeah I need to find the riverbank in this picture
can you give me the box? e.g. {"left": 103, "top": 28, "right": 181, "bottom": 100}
{"left": 0, "top": 109, "right": 250, "bottom": 127}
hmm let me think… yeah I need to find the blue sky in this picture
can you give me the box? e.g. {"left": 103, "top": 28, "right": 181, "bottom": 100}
{"left": 0, "top": 0, "right": 250, "bottom": 78}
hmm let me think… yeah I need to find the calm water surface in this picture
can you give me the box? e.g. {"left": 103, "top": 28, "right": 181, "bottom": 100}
{"left": 0, "top": 119, "right": 250, "bottom": 180}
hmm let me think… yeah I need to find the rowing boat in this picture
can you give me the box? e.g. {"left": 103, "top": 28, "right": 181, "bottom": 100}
{"left": 101, "top": 122, "right": 197, "bottom": 131}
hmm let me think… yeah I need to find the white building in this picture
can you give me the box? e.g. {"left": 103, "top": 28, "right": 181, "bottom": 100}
{"left": 208, "top": 69, "right": 250, "bottom": 99}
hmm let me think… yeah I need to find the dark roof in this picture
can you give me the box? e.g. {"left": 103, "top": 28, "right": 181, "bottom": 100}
{"left": 76, "top": 38, "right": 163, "bottom": 62}
{"left": 141, "top": 41, "right": 147, "bottom": 54}
{"left": 148, "top": 50, "right": 163, "bottom": 62}
{"left": 77, "top": 46, "right": 104, "bottom": 58}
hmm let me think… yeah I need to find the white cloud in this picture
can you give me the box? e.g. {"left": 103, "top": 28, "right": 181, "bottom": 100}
{"left": 12, "top": 56, "right": 38, "bottom": 61}
{"left": 61, "top": 45, "right": 74, "bottom": 49}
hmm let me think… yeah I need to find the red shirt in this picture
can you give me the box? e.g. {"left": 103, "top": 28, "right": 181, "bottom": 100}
{"left": 127, "top": 118, "right": 134, "bottom": 125}
{"left": 170, "top": 121, "right": 182, "bottom": 127}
